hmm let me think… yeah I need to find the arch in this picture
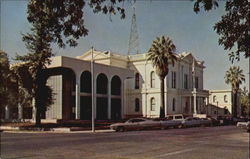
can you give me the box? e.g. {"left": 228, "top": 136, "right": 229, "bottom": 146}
{"left": 150, "top": 97, "right": 155, "bottom": 111}
{"left": 111, "top": 75, "right": 121, "bottom": 95}
{"left": 135, "top": 73, "right": 140, "bottom": 89}
{"left": 150, "top": 71, "right": 155, "bottom": 88}
{"left": 135, "top": 98, "right": 140, "bottom": 112}
{"left": 96, "top": 73, "right": 108, "bottom": 120}
{"left": 80, "top": 71, "right": 91, "bottom": 93}
{"left": 172, "top": 98, "right": 176, "bottom": 111}
{"left": 96, "top": 73, "right": 108, "bottom": 94}
{"left": 224, "top": 95, "right": 228, "bottom": 103}
{"left": 111, "top": 75, "right": 122, "bottom": 120}
{"left": 213, "top": 95, "right": 216, "bottom": 103}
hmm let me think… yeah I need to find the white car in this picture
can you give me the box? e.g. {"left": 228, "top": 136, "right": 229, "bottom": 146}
{"left": 110, "top": 118, "right": 161, "bottom": 132}
{"left": 237, "top": 121, "right": 250, "bottom": 132}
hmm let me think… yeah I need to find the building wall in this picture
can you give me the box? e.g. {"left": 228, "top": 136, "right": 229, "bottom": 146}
{"left": 46, "top": 75, "right": 63, "bottom": 119}
{"left": 126, "top": 52, "right": 207, "bottom": 118}
{"left": 41, "top": 51, "right": 208, "bottom": 120}
{"left": 208, "top": 90, "right": 241, "bottom": 117}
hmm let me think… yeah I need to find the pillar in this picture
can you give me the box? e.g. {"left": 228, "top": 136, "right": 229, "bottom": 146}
{"left": 75, "top": 83, "right": 80, "bottom": 119}
{"left": 4, "top": 105, "right": 9, "bottom": 120}
{"left": 194, "top": 93, "right": 197, "bottom": 114}
{"left": 18, "top": 104, "right": 23, "bottom": 120}
{"left": 189, "top": 96, "right": 192, "bottom": 114}
{"left": 32, "top": 98, "right": 36, "bottom": 120}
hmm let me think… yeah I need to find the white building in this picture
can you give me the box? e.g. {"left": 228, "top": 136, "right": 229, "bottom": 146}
{"left": 30, "top": 49, "right": 209, "bottom": 121}
{"left": 207, "top": 90, "right": 241, "bottom": 117}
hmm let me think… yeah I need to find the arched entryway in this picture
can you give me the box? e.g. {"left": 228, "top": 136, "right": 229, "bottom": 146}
{"left": 96, "top": 73, "right": 108, "bottom": 120}
{"left": 80, "top": 71, "right": 92, "bottom": 120}
{"left": 111, "top": 75, "right": 121, "bottom": 120}
{"left": 45, "top": 67, "right": 76, "bottom": 120}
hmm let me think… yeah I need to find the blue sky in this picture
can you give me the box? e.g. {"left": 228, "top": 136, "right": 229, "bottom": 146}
{"left": 0, "top": 0, "right": 249, "bottom": 90}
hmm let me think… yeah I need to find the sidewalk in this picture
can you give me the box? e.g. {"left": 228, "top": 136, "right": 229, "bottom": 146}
{"left": 0, "top": 120, "right": 119, "bottom": 133}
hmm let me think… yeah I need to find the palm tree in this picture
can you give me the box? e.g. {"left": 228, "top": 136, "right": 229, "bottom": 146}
{"left": 147, "top": 36, "right": 177, "bottom": 118}
{"left": 225, "top": 66, "right": 245, "bottom": 117}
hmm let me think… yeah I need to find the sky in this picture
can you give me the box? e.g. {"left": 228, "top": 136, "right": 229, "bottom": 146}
{"left": 0, "top": 0, "right": 249, "bottom": 91}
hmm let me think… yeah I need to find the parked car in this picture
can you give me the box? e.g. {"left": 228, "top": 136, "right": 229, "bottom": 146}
{"left": 237, "top": 120, "right": 250, "bottom": 132}
{"left": 110, "top": 118, "right": 161, "bottom": 132}
{"left": 180, "top": 117, "right": 202, "bottom": 128}
{"left": 159, "top": 118, "right": 183, "bottom": 129}
{"left": 207, "top": 117, "right": 220, "bottom": 126}
{"left": 167, "top": 114, "right": 187, "bottom": 120}
{"left": 199, "top": 118, "right": 212, "bottom": 127}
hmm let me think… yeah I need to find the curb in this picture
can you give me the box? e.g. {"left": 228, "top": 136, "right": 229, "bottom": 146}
{"left": 0, "top": 126, "right": 114, "bottom": 133}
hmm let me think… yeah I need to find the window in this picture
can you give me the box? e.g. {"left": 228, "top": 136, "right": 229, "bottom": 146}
{"left": 195, "top": 76, "right": 198, "bottom": 89}
{"left": 213, "top": 96, "right": 216, "bottom": 103}
{"left": 184, "top": 74, "right": 188, "bottom": 89}
{"left": 171, "top": 71, "right": 176, "bottom": 89}
{"left": 172, "top": 98, "right": 176, "bottom": 111}
{"left": 150, "top": 71, "right": 155, "bottom": 88}
{"left": 135, "top": 98, "right": 139, "bottom": 112}
{"left": 224, "top": 95, "right": 228, "bottom": 103}
{"left": 135, "top": 73, "right": 139, "bottom": 89}
{"left": 224, "top": 108, "right": 228, "bottom": 114}
{"left": 150, "top": 98, "right": 156, "bottom": 111}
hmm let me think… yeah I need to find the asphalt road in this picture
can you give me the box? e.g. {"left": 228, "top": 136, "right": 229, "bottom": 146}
{"left": 0, "top": 126, "right": 249, "bottom": 159}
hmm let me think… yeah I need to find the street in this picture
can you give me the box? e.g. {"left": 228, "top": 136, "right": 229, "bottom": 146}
{"left": 1, "top": 126, "right": 249, "bottom": 159}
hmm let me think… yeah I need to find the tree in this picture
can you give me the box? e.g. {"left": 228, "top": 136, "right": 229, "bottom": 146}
{"left": 16, "top": 0, "right": 127, "bottom": 126}
{"left": 194, "top": 0, "right": 250, "bottom": 62}
{"left": 225, "top": 66, "right": 245, "bottom": 117}
{"left": 240, "top": 87, "right": 249, "bottom": 117}
{"left": 0, "top": 51, "right": 19, "bottom": 119}
{"left": 147, "top": 36, "right": 177, "bottom": 118}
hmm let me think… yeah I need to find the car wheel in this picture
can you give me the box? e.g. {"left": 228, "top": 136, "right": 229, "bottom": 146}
{"left": 117, "top": 126, "right": 125, "bottom": 132}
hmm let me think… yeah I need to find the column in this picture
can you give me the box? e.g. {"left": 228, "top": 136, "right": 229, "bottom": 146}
{"left": 108, "top": 79, "right": 111, "bottom": 119}
{"left": 189, "top": 96, "right": 192, "bottom": 114}
{"left": 194, "top": 93, "right": 197, "bottom": 114}
{"left": 32, "top": 98, "right": 36, "bottom": 121}
{"left": 18, "top": 104, "right": 23, "bottom": 120}
{"left": 75, "top": 79, "right": 80, "bottom": 119}
{"left": 5, "top": 105, "right": 9, "bottom": 120}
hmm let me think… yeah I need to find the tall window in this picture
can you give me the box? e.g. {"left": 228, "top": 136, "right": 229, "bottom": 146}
{"left": 150, "top": 98, "right": 155, "bottom": 111}
{"left": 150, "top": 71, "right": 155, "bottom": 88}
{"left": 135, "top": 98, "right": 139, "bottom": 112}
{"left": 213, "top": 95, "right": 217, "bottom": 103}
{"left": 195, "top": 76, "right": 199, "bottom": 89}
{"left": 184, "top": 74, "right": 188, "bottom": 89}
{"left": 135, "top": 73, "right": 139, "bottom": 89}
{"left": 172, "top": 98, "right": 176, "bottom": 111}
{"left": 224, "top": 95, "right": 228, "bottom": 103}
{"left": 172, "top": 71, "right": 176, "bottom": 89}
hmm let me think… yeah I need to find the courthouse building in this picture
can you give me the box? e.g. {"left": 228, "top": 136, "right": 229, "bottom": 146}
{"left": 39, "top": 49, "right": 209, "bottom": 121}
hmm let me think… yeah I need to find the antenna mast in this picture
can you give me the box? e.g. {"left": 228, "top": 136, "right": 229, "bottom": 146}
{"left": 128, "top": 5, "right": 140, "bottom": 55}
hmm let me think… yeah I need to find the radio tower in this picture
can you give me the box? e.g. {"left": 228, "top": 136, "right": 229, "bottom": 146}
{"left": 128, "top": 6, "right": 140, "bottom": 55}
